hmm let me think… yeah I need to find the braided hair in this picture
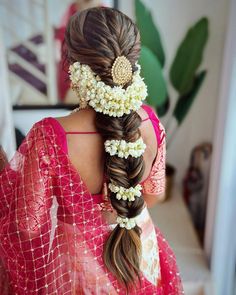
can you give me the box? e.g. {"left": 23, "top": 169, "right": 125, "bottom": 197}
{"left": 65, "top": 7, "right": 145, "bottom": 290}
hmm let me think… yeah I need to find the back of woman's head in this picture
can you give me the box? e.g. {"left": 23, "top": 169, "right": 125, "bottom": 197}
{"left": 64, "top": 7, "right": 145, "bottom": 291}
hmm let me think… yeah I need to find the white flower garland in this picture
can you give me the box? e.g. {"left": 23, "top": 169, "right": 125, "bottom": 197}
{"left": 104, "top": 138, "right": 146, "bottom": 159}
{"left": 109, "top": 183, "right": 142, "bottom": 202}
{"left": 116, "top": 216, "right": 136, "bottom": 230}
{"left": 69, "top": 62, "right": 147, "bottom": 117}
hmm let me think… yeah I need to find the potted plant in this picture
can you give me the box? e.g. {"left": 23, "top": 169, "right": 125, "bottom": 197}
{"left": 135, "top": 0, "right": 209, "bottom": 199}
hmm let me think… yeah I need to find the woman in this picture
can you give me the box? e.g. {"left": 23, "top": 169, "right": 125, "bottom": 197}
{"left": 0, "top": 7, "right": 183, "bottom": 295}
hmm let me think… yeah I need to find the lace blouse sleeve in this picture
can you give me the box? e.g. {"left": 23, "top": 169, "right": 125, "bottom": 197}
{"left": 142, "top": 121, "right": 166, "bottom": 196}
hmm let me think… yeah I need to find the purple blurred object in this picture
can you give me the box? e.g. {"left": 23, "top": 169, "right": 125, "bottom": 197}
{"left": 9, "top": 63, "right": 47, "bottom": 95}
{"left": 8, "top": 34, "right": 47, "bottom": 97}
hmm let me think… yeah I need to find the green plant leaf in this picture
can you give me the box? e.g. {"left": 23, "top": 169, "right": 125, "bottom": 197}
{"left": 135, "top": 0, "right": 165, "bottom": 67}
{"left": 174, "top": 70, "right": 207, "bottom": 125}
{"left": 170, "top": 17, "right": 209, "bottom": 95}
{"left": 156, "top": 97, "right": 170, "bottom": 117}
{"left": 139, "top": 46, "right": 167, "bottom": 108}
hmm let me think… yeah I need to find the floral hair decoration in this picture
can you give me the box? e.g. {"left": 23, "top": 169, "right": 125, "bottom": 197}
{"left": 69, "top": 59, "right": 147, "bottom": 117}
{"left": 109, "top": 182, "right": 142, "bottom": 229}
{"left": 116, "top": 216, "right": 137, "bottom": 230}
{"left": 104, "top": 138, "right": 146, "bottom": 159}
{"left": 108, "top": 183, "right": 142, "bottom": 202}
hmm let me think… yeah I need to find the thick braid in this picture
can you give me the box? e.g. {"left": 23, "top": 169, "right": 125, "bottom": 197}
{"left": 65, "top": 7, "right": 145, "bottom": 290}
{"left": 96, "top": 111, "right": 145, "bottom": 288}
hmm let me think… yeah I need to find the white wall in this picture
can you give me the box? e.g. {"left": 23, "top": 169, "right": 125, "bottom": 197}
{"left": 204, "top": 0, "right": 236, "bottom": 293}
{"left": 119, "top": 0, "right": 230, "bottom": 185}
{"left": 0, "top": 27, "right": 16, "bottom": 158}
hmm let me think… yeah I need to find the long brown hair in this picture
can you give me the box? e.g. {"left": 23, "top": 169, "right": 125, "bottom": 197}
{"left": 64, "top": 7, "right": 145, "bottom": 291}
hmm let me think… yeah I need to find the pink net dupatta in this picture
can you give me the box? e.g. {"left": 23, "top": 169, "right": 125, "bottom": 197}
{"left": 0, "top": 116, "right": 183, "bottom": 294}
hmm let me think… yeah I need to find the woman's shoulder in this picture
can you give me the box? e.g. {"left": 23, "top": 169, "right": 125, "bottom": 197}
{"left": 31, "top": 117, "right": 68, "bottom": 154}
{"left": 30, "top": 117, "right": 63, "bottom": 134}
{"left": 18, "top": 117, "right": 67, "bottom": 160}
{"left": 23, "top": 117, "right": 63, "bottom": 147}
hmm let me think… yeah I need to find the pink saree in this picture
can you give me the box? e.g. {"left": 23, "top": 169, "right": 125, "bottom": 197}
{"left": 0, "top": 105, "right": 183, "bottom": 294}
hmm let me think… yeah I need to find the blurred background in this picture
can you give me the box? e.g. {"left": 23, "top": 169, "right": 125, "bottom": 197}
{"left": 0, "top": 0, "right": 235, "bottom": 294}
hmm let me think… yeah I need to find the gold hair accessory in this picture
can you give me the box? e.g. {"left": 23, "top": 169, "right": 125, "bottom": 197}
{"left": 111, "top": 56, "right": 132, "bottom": 86}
